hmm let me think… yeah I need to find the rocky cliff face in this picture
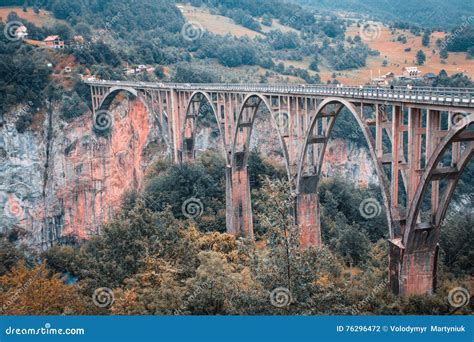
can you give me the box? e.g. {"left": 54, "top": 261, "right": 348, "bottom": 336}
{"left": 0, "top": 98, "right": 376, "bottom": 247}
{"left": 0, "top": 96, "right": 166, "bottom": 247}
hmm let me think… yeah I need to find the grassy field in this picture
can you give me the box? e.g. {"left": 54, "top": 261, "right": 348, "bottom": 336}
{"left": 0, "top": 6, "right": 62, "bottom": 26}
{"left": 342, "top": 23, "right": 474, "bottom": 84}
{"left": 179, "top": 4, "right": 264, "bottom": 38}
{"left": 179, "top": 4, "right": 297, "bottom": 38}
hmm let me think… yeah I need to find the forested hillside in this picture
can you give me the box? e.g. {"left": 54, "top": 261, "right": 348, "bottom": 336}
{"left": 295, "top": 0, "right": 473, "bottom": 30}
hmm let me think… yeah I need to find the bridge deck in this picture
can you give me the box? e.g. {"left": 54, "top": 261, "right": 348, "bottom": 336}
{"left": 86, "top": 80, "right": 474, "bottom": 108}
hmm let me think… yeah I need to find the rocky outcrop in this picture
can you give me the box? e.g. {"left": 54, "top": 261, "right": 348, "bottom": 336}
{"left": 0, "top": 97, "right": 165, "bottom": 247}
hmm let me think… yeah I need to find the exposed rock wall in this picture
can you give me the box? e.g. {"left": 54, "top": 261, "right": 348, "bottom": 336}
{"left": 0, "top": 97, "right": 165, "bottom": 247}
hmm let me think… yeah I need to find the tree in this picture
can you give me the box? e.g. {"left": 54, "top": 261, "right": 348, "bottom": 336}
{"left": 0, "top": 262, "right": 86, "bottom": 315}
{"left": 468, "top": 46, "right": 474, "bottom": 58}
{"left": 416, "top": 50, "right": 426, "bottom": 65}
{"left": 309, "top": 57, "right": 319, "bottom": 71}
{"left": 440, "top": 48, "right": 448, "bottom": 59}
{"left": 422, "top": 31, "right": 430, "bottom": 47}
{"left": 111, "top": 258, "right": 185, "bottom": 315}
{"left": 143, "top": 154, "right": 226, "bottom": 233}
{"left": 33, "top": 4, "right": 40, "bottom": 14}
{"left": 0, "top": 236, "right": 24, "bottom": 276}
{"left": 60, "top": 92, "right": 88, "bottom": 120}
{"left": 262, "top": 14, "right": 272, "bottom": 26}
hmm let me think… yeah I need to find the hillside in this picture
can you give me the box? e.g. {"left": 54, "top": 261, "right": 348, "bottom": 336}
{"left": 0, "top": 6, "right": 63, "bottom": 26}
{"left": 178, "top": 3, "right": 473, "bottom": 84}
{"left": 295, "top": 0, "right": 473, "bottom": 30}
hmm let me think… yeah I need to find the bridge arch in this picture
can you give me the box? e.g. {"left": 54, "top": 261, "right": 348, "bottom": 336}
{"left": 181, "top": 91, "right": 226, "bottom": 161}
{"left": 404, "top": 114, "right": 473, "bottom": 249}
{"left": 231, "top": 93, "right": 292, "bottom": 180}
{"left": 97, "top": 86, "right": 138, "bottom": 112}
{"left": 295, "top": 97, "right": 394, "bottom": 246}
{"left": 228, "top": 93, "right": 293, "bottom": 238}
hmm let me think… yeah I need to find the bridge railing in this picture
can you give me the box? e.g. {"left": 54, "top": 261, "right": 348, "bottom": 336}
{"left": 85, "top": 80, "right": 474, "bottom": 107}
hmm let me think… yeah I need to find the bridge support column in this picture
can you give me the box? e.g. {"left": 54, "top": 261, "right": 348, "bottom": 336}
{"left": 227, "top": 165, "right": 253, "bottom": 238}
{"left": 389, "top": 233, "right": 438, "bottom": 295}
{"left": 296, "top": 175, "right": 321, "bottom": 248}
{"left": 296, "top": 192, "right": 321, "bottom": 248}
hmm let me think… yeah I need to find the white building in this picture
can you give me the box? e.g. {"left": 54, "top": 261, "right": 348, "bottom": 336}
{"left": 15, "top": 25, "right": 28, "bottom": 40}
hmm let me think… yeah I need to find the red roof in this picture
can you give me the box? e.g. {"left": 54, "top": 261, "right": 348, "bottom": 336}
{"left": 44, "top": 35, "right": 60, "bottom": 42}
{"left": 15, "top": 25, "right": 27, "bottom": 33}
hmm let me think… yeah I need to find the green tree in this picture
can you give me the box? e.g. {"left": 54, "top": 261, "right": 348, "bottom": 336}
{"left": 440, "top": 48, "right": 448, "bottom": 59}
{"left": 416, "top": 50, "right": 426, "bottom": 65}
{"left": 422, "top": 31, "right": 430, "bottom": 47}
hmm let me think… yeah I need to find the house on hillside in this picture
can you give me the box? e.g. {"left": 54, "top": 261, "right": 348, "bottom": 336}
{"left": 404, "top": 67, "right": 421, "bottom": 78}
{"left": 15, "top": 25, "right": 28, "bottom": 40}
{"left": 43, "top": 35, "right": 64, "bottom": 49}
{"left": 370, "top": 72, "right": 396, "bottom": 86}
{"left": 73, "top": 35, "right": 84, "bottom": 43}
{"left": 71, "top": 35, "right": 86, "bottom": 48}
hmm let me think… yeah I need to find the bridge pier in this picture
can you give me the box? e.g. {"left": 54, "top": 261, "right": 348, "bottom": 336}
{"left": 389, "top": 220, "right": 440, "bottom": 295}
{"left": 296, "top": 192, "right": 322, "bottom": 248}
{"left": 227, "top": 165, "right": 254, "bottom": 238}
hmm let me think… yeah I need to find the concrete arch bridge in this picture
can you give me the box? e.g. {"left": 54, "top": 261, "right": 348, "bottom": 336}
{"left": 87, "top": 80, "right": 474, "bottom": 295}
